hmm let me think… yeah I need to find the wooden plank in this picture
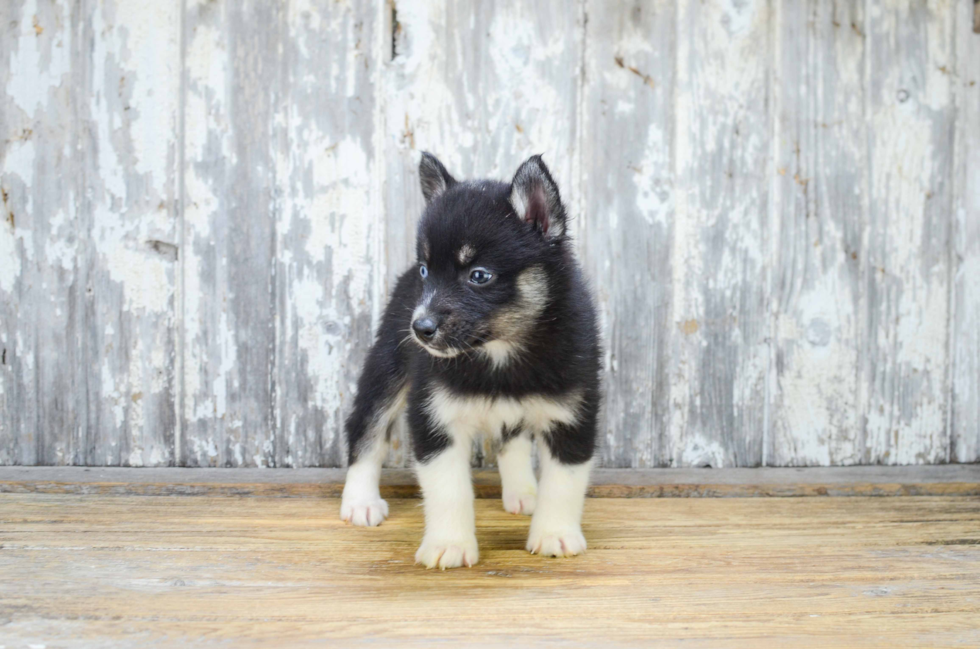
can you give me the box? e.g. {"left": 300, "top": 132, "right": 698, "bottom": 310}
{"left": 1, "top": 465, "right": 976, "bottom": 498}
{"left": 0, "top": 0, "right": 79, "bottom": 465}
{"left": 382, "top": 0, "right": 583, "bottom": 466}
{"left": 181, "top": 0, "right": 280, "bottom": 467}
{"left": 273, "top": 0, "right": 382, "bottom": 468}
{"left": 580, "top": 0, "right": 675, "bottom": 467}
{"left": 74, "top": 0, "right": 180, "bottom": 465}
{"left": 951, "top": 0, "right": 980, "bottom": 462}
{"left": 864, "top": 0, "right": 955, "bottom": 464}
{"left": 669, "top": 0, "right": 771, "bottom": 467}
{"left": 0, "top": 0, "right": 179, "bottom": 466}
{"left": 0, "top": 493, "right": 978, "bottom": 647}
{"left": 768, "top": 1, "right": 867, "bottom": 465}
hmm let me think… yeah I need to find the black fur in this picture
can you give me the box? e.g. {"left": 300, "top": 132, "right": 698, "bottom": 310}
{"left": 345, "top": 154, "right": 601, "bottom": 467}
{"left": 418, "top": 151, "right": 456, "bottom": 204}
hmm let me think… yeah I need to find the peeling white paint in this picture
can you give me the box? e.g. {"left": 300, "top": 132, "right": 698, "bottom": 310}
{"left": 4, "top": 0, "right": 70, "bottom": 114}
{"left": 634, "top": 123, "right": 671, "bottom": 227}
{"left": 774, "top": 271, "right": 861, "bottom": 466}
{"left": 679, "top": 433, "right": 728, "bottom": 469}
{"left": 100, "top": 236, "right": 173, "bottom": 314}
{"left": 112, "top": 0, "right": 180, "bottom": 181}
{"left": 952, "top": 0, "right": 980, "bottom": 461}
{"left": 863, "top": 1, "right": 953, "bottom": 464}
{"left": 0, "top": 219, "right": 18, "bottom": 294}
{"left": 284, "top": 129, "right": 373, "bottom": 428}
{"left": 2, "top": 0, "right": 976, "bottom": 468}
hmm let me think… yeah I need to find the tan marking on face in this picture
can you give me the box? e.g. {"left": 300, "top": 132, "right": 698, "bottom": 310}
{"left": 482, "top": 266, "right": 549, "bottom": 368}
{"left": 421, "top": 239, "right": 430, "bottom": 261}
{"left": 457, "top": 244, "right": 476, "bottom": 265}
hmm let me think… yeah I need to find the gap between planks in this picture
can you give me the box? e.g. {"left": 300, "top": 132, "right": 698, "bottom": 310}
{"left": 0, "top": 465, "right": 977, "bottom": 498}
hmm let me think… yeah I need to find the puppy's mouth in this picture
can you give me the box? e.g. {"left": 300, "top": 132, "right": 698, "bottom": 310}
{"left": 415, "top": 340, "right": 462, "bottom": 358}
{"left": 409, "top": 330, "right": 460, "bottom": 358}
{"left": 410, "top": 331, "right": 489, "bottom": 358}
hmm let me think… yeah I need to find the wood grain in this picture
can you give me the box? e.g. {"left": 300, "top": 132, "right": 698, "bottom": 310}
{"left": 181, "top": 0, "right": 280, "bottom": 467}
{"left": 0, "top": 0, "right": 179, "bottom": 466}
{"left": 670, "top": 0, "right": 771, "bottom": 467}
{"left": 864, "top": 0, "right": 954, "bottom": 464}
{"left": 78, "top": 0, "right": 181, "bottom": 467}
{"left": 0, "top": 491, "right": 978, "bottom": 647}
{"left": 581, "top": 0, "right": 675, "bottom": 467}
{"left": 0, "top": 0, "right": 79, "bottom": 465}
{"left": 272, "top": 0, "right": 382, "bottom": 468}
{"left": 2, "top": 0, "right": 979, "bottom": 469}
{"left": 769, "top": 0, "right": 867, "bottom": 465}
{"left": 2, "top": 465, "right": 977, "bottom": 498}
{"left": 951, "top": 0, "right": 980, "bottom": 462}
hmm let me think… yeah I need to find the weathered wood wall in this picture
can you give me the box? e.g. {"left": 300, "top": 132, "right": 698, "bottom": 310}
{"left": 1, "top": 0, "right": 978, "bottom": 468}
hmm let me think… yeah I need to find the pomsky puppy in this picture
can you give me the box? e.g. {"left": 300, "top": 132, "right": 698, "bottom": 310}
{"left": 341, "top": 152, "right": 601, "bottom": 569}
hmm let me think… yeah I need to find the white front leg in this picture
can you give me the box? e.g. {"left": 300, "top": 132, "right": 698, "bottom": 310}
{"left": 414, "top": 441, "right": 479, "bottom": 569}
{"left": 526, "top": 446, "right": 592, "bottom": 557}
{"left": 497, "top": 434, "right": 537, "bottom": 515}
{"left": 340, "top": 436, "right": 389, "bottom": 527}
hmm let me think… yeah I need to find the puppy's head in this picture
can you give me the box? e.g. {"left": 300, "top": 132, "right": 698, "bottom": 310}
{"left": 410, "top": 152, "right": 568, "bottom": 364}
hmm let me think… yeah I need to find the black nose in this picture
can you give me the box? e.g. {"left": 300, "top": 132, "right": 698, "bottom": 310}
{"left": 412, "top": 317, "right": 439, "bottom": 339}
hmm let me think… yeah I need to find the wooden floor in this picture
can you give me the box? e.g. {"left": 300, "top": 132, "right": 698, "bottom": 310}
{"left": 1, "top": 474, "right": 979, "bottom": 647}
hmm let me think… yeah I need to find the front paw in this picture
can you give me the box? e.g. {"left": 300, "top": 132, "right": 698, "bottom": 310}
{"left": 526, "top": 525, "right": 587, "bottom": 558}
{"left": 502, "top": 489, "right": 537, "bottom": 516}
{"left": 415, "top": 536, "right": 479, "bottom": 569}
{"left": 340, "top": 498, "right": 389, "bottom": 527}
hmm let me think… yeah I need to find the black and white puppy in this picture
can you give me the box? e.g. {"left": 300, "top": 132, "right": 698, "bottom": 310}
{"left": 341, "top": 153, "right": 601, "bottom": 569}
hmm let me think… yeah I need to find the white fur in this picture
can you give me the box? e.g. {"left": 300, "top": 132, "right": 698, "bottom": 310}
{"left": 497, "top": 434, "right": 537, "bottom": 515}
{"left": 411, "top": 291, "right": 434, "bottom": 325}
{"left": 414, "top": 441, "right": 478, "bottom": 569}
{"left": 413, "top": 341, "right": 462, "bottom": 358}
{"left": 509, "top": 186, "right": 528, "bottom": 223}
{"left": 340, "top": 387, "right": 407, "bottom": 526}
{"left": 425, "top": 386, "right": 582, "bottom": 438}
{"left": 416, "top": 386, "right": 586, "bottom": 566}
{"left": 411, "top": 292, "right": 465, "bottom": 358}
{"left": 526, "top": 447, "right": 592, "bottom": 558}
{"left": 481, "top": 340, "right": 518, "bottom": 369}
{"left": 340, "top": 461, "right": 389, "bottom": 526}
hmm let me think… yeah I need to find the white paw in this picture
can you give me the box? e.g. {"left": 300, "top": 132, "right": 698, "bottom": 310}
{"left": 502, "top": 489, "right": 537, "bottom": 515}
{"left": 340, "top": 498, "right": 389, "bottom": 527}
{"left": 526, "top": 526, "right": 587, "bottom": 558}
{"left": 415, "top": 536, "right": 479, "bottom": 569}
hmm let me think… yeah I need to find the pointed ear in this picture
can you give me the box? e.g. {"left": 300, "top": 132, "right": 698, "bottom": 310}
{"left": 419, "top": 152, "right": 456, "bottom": 204}
{"left": 510, "top": 155, "right": 566, "bottom": 239}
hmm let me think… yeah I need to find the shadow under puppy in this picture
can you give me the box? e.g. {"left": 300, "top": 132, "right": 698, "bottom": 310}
{"left": 341, "top": 153, "right": 601, "bottom": 569}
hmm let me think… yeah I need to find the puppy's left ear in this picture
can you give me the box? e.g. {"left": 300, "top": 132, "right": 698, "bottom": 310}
{"left": 419, "top": 152, "right": 456, "bottom": 204}
{"left": 510, "top": 155, "right": 566, "bottom": 240}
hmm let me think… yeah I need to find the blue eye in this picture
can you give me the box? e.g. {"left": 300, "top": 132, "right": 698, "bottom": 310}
{"left": 468, "top": 268, "right": 493, "bottom": 285}
{"left": 420, "top": 264, "right": 428, "bottom": 279}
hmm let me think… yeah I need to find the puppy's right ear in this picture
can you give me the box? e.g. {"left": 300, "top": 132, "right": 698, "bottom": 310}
{"left": 419, "top": 152, "right": 456, "bottom": 204}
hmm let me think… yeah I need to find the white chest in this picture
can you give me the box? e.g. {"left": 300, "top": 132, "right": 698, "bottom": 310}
{"left": 426, "top": 386, "right": 583, "bottom": 441}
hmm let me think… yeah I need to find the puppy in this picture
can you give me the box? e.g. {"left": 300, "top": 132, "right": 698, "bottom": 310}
{"left": 340, "top": 153, "right": 601, "bottom": 569}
